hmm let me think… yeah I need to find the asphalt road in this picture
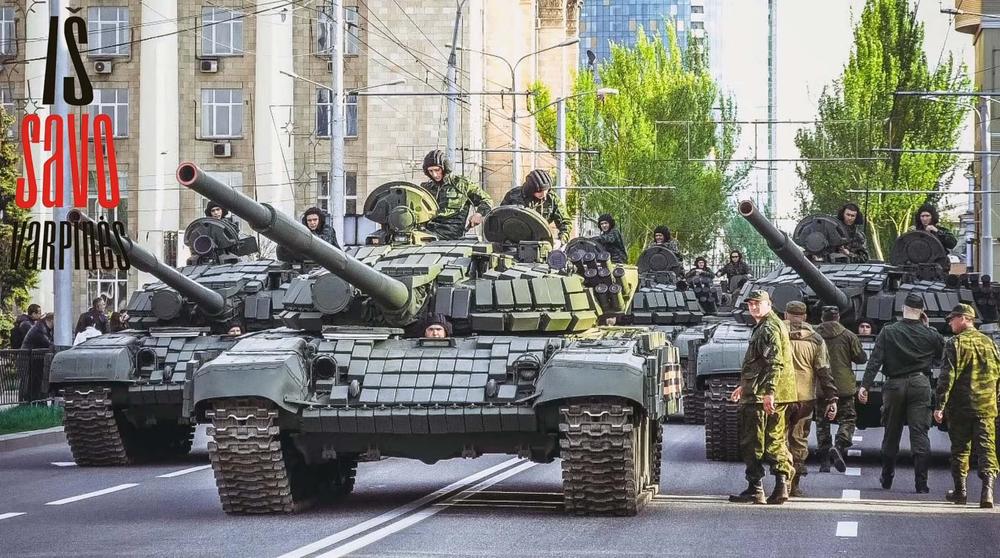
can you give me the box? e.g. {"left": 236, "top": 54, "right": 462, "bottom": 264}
{"left": 1, "top": 423, "right": 997, "bottom": 558}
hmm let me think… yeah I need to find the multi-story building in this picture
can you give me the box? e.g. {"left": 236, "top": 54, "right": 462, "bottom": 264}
{"left": 579, "top": 0, "right": 708, "bottom": 67}
{"left": 1, "top": 0, "right": 579, "bottom": 318}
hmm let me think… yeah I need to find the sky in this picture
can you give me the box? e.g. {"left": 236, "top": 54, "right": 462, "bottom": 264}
{"left": 713, "top": 0, "right": 975, "bottom": 222}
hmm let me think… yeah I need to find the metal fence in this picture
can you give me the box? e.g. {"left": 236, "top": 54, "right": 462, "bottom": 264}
{"left": 0, "top": 349, "right": 58, "bottom": 406}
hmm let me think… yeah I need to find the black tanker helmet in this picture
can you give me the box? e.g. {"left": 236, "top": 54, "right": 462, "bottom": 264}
{"left": 521, "top": 169, "right": 553, "bottom": 197}
{"left": 422, "top": 150, "right": 452, "bottom": 179}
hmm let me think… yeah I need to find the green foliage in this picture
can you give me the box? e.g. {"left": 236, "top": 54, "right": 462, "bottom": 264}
{"left": 721, "top": 210, "right": 774, "bottom": 268}
{"left": 0, "top": 105, "right": 38, "bottom": 347}
{"left": 0, "top": 404, "right": 64, "bottom": 435}
{"left": 530, "top": 25, "right": 746, "bottom": 259}
{"left": 794, "top": 0, "right": 969, "bottom": 259}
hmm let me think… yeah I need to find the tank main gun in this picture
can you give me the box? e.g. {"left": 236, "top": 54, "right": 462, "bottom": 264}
{"left": 738, "top": 200, "right": 851, "bottom": 313}
{"left": 67, "top": 209, "right": 226, "bottom": 316}
{"left": 177, "top": 162, "right": 411, "bottom": 313}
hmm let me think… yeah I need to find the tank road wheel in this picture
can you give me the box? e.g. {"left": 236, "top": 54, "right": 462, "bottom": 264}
{"left": 62, "top": 385, "right": 130, "bottom": 466}
{"left": 704, "top": 376, "right": 742, "bottom": 462}
{"left": 560, "top": 402, "right": 656, "bottom": 516}
{"left": 317, "top": 456, "right": 359, "bottom": 500}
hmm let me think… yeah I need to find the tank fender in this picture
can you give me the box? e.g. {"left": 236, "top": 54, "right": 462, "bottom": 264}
{"left": 48, "top": 335, "right": 139, "bottom": 384}
{"left": 532, "top": 349, "right": 651, "bottom": 411}
{"left": 191, "top": 337, "right": 309, "bottom": 414}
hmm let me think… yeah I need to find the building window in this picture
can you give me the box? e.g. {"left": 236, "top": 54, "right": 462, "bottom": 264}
{"left": 88, "top": 7, "right": 130, "bottom": 57}
{"left": 202, "top": 7, "right": 244, "bottom": 56}
{"left": 203, "top": 172, "right": 243, "bottom": 226}
{"left": 318, "top": 4, "right": 361, "bottom": 57}
{"left": 87, "top": 172, "right": 128, "bottom": 309}
{"left": 0, "top": 7, "right": 15, "bottom": 56}
{"left": 345, "top": 93, "right": 358, "bottom": 138}
{"left": 90, "top": 89, "right": 128, "bottom": 138}
{"left": 317, "top": 90, "right": 358, "bottom": 138}
{"left": 201, "top": 89, "right": 243, "bottom": 138}
{"left": 1, "top": 87, "right": 15, "bottom": 138}
{"left": 315, "top": 170, "right": 357, "bottom": 214}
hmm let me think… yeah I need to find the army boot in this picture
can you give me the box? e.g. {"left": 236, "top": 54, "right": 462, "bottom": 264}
{"left": 729, "top": 479, "right": 765, "bottom": 504}
{"left": 790, "top": 473, "right": 805, "bottom": 497}
{"left": 879, "top": 465, "right": 894, "bottom": 490}
{"left": 830, "top": 446, "right": 847, "bottom": 473}
{"left": 981, "top": 475, "right": 995, "bottom": 509}
{"left": 945, "top": 475, "right": 967, "bottom": 505}
{"left": 818, "top": 451, "right": 831, "bottom": 473}
{"left": 766, "top": 474, "right": 789, "bottom": 505}
{"left": 914, "top": 455, "right": 930, "bottom": 494}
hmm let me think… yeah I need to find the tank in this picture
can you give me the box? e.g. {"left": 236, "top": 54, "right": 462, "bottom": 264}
{"left": 48, "top": 210, "right": 294, "bottom": 465}
{"left": 698, "top": 199, "right": 1000, "bottom": 461}
{"left": 178, "top": 162, "right": 682, "bottom": 516}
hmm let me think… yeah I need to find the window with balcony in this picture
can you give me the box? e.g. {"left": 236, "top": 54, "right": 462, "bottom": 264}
{"left": 88, "top": 7, "right": 130, "bottom": 57}
{"left": 201, "top": 89, "right": 243, "bottom": 138}
{"left": 202, "top": 7, "right": 244, "bottom": 56}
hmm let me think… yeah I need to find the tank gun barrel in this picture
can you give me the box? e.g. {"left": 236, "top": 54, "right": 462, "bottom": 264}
{"left": 738, "top": 200, "right": 851, "bottom": 313}
{"left": 177, "top": 162, "right": 410, "bottom": 312}
{"left": 67, "top": 209, "right": 226, "bottom": 315}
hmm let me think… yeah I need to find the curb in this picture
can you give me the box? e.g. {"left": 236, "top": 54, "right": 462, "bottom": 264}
{"left": 0, "top": 426, "right": 66, "bottom": 452}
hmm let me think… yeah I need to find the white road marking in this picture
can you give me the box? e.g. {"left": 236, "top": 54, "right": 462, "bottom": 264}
{"left": 157, "top": 464, "right": 211, "bottom": 478}
{"left": 44, "top": 483, "right": 139, "bottom": 506}
{"left": 836, "top": 521, "right": 858, "bottom": 537}
{"left": 841, "top": 489, "right": 861, "bottom": 501}
{"left": 852, "top": 435, "right": 863, "bottom": 443}
{"left": 0, "top": 512, "right": 26, "bottom": 521}
{"left": 277, "top": 458, "right": 525, "bottom": 558}
{"left": 51, "top": 462, "right": 77, "bottom": 467}
{"left": 845, "top": 467, "right": 861, "bottom": 476}
{"left": 315, "top": 461, "right": 537, "bottom": 558}
{"left": 847, "top": 449, "right": 861, "bottom": 457}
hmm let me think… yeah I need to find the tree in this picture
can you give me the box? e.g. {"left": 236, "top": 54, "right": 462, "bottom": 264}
{"left": 0, "top": 108, "right": 38, "bottom": 346}
{"left": 795, "top": 0, "right": 969, "bottom": 260}
{"left": 530, "top": 26, "right": 746, "bottom": 261}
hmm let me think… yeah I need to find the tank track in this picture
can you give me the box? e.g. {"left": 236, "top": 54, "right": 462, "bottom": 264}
{"left": 62, "top": 385, "right": 130, "bottom": 466}
{"left": 650, "top": 418, "right": 663, "bottom": 488}
{"left": 682, "top": 389, "right": 706, "bottom": 424}
{"left": 704, "top": 376, "right": 741, "bottom": 462}
{"left": 560, "top": 402, "right": 655, "bottom": 516}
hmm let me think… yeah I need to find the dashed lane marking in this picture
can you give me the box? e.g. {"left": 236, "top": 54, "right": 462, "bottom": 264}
{"left": 51, "top": 462, "right": 77, "bottom": 467}
{"left": 841, "top": 489, "right": 861, "bottom": 501}
{"left": 0, "top": 512, "right": 26, "bottom": 521}
{"left": 847, "top": 449, "right": 861, "bottom": 457}
{"left": 836, "top": 521, "right": 858, "bottom": 537}
{"left": 44, "top": 483, "right": 139, "bottom": 506}
{"left": 845, "top": 467, "right": 861, "bottom": 476}
{"left": 157, "top": 464, "right": 212, "bottom": 478}
{"left": 852, "top": 436, "right": 863, "bottom": 443}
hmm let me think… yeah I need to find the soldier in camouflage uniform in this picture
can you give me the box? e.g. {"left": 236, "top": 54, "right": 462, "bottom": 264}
{"left": 500, "top": 169, "right": 572, "bottom": 245}
{"left": 934, "top": 303, "right": 1000, "bottom": 509}
{"left": 728, "top": 290, "right": 797, "bottom": 505}
{"left": 815, "top": 306, "right": 868, "bottom": 473}
{"left": 419, "top": 150, "right": 493, "bottom": 240}
{"left": 860, "top": 293, "right": 944, "bottom": 493}
{"left": 783, "top": 301, "right": 838, "bottom": 497}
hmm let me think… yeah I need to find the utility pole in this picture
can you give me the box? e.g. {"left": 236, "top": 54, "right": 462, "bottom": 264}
{"left": 556, "top": 98, "right": 567, "bottom": 202}
{"left": 446, "top": 1, "right": 466, "bottom": 166}
{"left": 981, "top": 97, "right": 993, "bottom": 276}
{"left": 330, "top": 0, "right": 345, "bottom": 243}
{"left": 52, "top": 0, "right": 72, "bottom": 347}
{"left": 766, "top": 0, "right": 777, "bottom": 218}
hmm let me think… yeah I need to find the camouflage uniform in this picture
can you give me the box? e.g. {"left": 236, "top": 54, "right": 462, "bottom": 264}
{"left": 419, "top": 150, "right": 493, "bottom": 241}
{"left": 815, "top": 319, "right": 867, "bottom": 457}
{"left": 785, "top": 317, "right": 837, "bottom": 484}
{"left": 501, "top": 169, "right": 572, "bottom": 243}
{"left": 936, "top": 314, "right": 1000, "bottom": 483}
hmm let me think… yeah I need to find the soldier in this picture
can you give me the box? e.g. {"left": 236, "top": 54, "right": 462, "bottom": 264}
{"left": 685, "top": 257, "right": 714, "bottom": 279}
{"left": 727, "top": 290, "right": 796, "bottom": 505}
{"left": 784, "top": 301, "right": 838, "bottom": 496}
{"left": 420, "top": 150, "right": 493, "bottom": 241}
{"left": 651, "top": 225, "right": 681, "bottom": 253}
{"left": 592, "top": 213, "right": 627, "bottom": 263}
{"left": 912, "top": 203, "right": 958, "bottom": 251}
{"left": 500, "top": 170, "right": 571, "bottom": 245}
{"left": 860, "top": 293, "right": 944, "bottom": 492}
{"left": 302, "top": 207, "right": 341, "bottom": 249}
{"left": 858, "top": 321, "right": 874, "bottom": 336}
{"left": 934, "top": 303, "right": 1000, "bottom": 508}
{"left": 837, "top": 202, "right": 869, "bottom": 262}
{"left": 815, "top": 306, "right": 868, "bottom": 473}
{"left": 422, "top": 313, "right": 452, "bottom": 339}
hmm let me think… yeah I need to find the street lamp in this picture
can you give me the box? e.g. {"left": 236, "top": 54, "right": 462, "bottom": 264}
{"left": 446, "top": 38, "right": 580, "bottom": 187}
{"left": 527, "top": 88, "right": 619, "bottom": 202}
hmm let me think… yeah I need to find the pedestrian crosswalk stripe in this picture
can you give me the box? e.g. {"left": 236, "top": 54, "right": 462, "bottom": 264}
{"left": 841, "top": 489, "right": 861, "bottom": 501}
{"left": 845, "top": 467, "right": 861, "bottom": 476}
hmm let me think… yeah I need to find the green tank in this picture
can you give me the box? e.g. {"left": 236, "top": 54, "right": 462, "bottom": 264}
{"left": 48, "top": 210, "right": 293, "bottom": 465}
{"left": 178, "top": 162, "right": 682, "bottom": 516}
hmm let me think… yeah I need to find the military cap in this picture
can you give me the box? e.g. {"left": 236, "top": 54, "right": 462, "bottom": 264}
{"left": 946, "top": 303, "right": 976, "bottom": 321}
{"left": 784, "top": 301, "right": 807, "bottom": 315}
{"left": 745, "top": 290, "right": 771, "bottom": 303}
{"left": 903, "top": 293, "right": 924, "bottom": 310}
{"left": 821, "top": 306, "right": 840, "bottom": 322}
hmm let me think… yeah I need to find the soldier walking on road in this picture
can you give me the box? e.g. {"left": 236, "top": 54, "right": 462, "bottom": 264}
{"left": 859, "top": 293, "right": 944, "bottom": 493}
{"left": 933, "top": 304, "right": 1000, "bottom": 509}
{"left": 784, "top": 301, "right": 838, "bottom": 497}
{"left": 728, "top": 290, "right": 796, "bottom": 505}
{"left": 815, "top": 306, "right": 868, "bottom": 473}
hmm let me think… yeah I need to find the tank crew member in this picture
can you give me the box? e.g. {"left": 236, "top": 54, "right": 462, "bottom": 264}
{"left": 860, "top": 293, "right": 944, "bottom": 492}
{"left": 784, "top": 301, "right": 838, "bottom": 496}
{"left": 837, "top": 202, "right": 869, "bottom": 262}
{"left": 815, "top": 306, "right": 867, "bottom": 473}
{"left": 593, "top": 213, "right": 627, "bottom": 263}
{"left": 717, "top": 250, "right": 751, "bottom": 281}
{"left": 934, "top": 304, "right": 1000, "bottom": 508}
{"left": 650, "top": 225, "right": 680, "bottom": 254}
{"left": 420, "top": 150, "right": 493, "bottom": 240}
{"left": 857, "top": 321, "right": 874, "bottom": 336}
{"left": 912, "top": 203, "right": 958, "bottom": 251}
{"left": 302, "top": 207, "right": 341, "bottom": 249}
{"left": 728, "top": 290, "right": 796, "bottom": 505}
{"left": 227, "top": 322, "right": 243, "bottom": 336}
{"left": 500, "top": 169, "right": 572, "bottom": 245}
{"left": 686, "top": 257, "right": 713, "bottom": 279}
{"left": 422, "top": 313, "right": 452, "bottom": 339}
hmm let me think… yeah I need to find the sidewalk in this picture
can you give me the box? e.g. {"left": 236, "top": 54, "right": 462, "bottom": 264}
{"left": 0, "top": 426, "right": 66, "bottom": 452}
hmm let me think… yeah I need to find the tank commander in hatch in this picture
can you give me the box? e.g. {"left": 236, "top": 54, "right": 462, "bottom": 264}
{"left": 420, "top": 150, "right": 493, "bottom": 240}
{"left": 912, "top": 203, "right": 958, "bottom": 251}
{"left": 302, "top": 207, "right": 341, "bottom": 249}
{"left": 837, "top": 203, "right": 869, "bottom": 262}
{"left": 422, "top": 314, "right": 452, "bottom": 339}
{"left": 500, "top": 169, "right": 572, "bottom": 247}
